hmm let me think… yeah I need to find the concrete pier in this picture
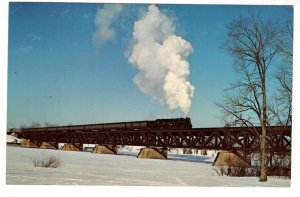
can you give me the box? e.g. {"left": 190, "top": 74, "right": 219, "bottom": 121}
{"left": 62, "top": 143, "right": 82, "bottom": 151}
{"left": 39, "top": 142, "right": 58, "bottom": 149}
{"left": 20, "top": 139, "right": 39, "bottom": 148}
{"left": 92, "top": 145, "right": 117, "bottom": 154}
{"left": 137, "top": 147, "right": 167, "bottom": 159}
{"left": 213, "top": 151, "right": 250, "bottom": 167}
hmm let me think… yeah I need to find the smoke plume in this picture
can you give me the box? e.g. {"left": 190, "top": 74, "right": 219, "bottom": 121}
{"left": 127, "top": 5, "right": 195, "bottom": 115}
{"left": 92, "top": 4, "right": 124, "bottom": 47}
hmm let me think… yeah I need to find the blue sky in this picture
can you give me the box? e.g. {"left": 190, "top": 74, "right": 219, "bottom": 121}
{"left": 7, "top": 2, "right": 292, "bottom": 128}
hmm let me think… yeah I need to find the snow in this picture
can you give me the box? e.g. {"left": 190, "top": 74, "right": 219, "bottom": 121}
{"left": 6, "top": 135, "right": 21, "bottom": 144}
{"left": 6, "top": 146, "right": 290, "bottom": 186}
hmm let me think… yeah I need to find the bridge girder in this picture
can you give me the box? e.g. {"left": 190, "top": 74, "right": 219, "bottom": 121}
{"left": 22, "top": 126, "right": 291, "bottom": 153}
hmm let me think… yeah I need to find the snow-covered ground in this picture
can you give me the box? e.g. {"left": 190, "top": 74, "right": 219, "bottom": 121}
{"left": 6, "top": 146, "right": 290, "bottom": 186}
{"left": 6, "top": 135, "right": 21, "bottom": 144}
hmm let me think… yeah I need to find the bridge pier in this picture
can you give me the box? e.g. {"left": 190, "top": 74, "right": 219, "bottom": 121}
{"left": 213, "top": 150, "right": 250, "bottom": 167}
{"left": 39, "top": 142, "right": 58, "bottom": 149}
{"left": 137, "top": 147, "right": 167, "bottom": 159}
{"left": 92, "top": 145, "right": 117, "bottom": 154}
{"left": 20, "top": 139, "right": 40, "bottom": 148}
{"left": 62, "top": 143, "right": 83, "bottom": 151}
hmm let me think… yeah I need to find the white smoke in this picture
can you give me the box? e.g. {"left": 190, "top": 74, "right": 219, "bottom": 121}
{"left": 127, "top": 5, "right": 195, "bottom": 115}
{"left": 92, "top": 4, "right": 124, "bottom": 47}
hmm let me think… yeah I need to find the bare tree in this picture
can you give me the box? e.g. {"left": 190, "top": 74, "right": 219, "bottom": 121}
{"left": 217, "top": 11, "right": 282, "bottom": 182}
{"left": 20, "top": 122, "right": 40, "bottom": 128}
{"left": 268, "top": 65, "right": 292, "bottom": 126}
{"left": 269, "top": 18, "right": 293, "bottom": 126}
{"left": 44, "top": 122, "right": 58, "bottom": 127}
{"left": 276, "top": 17, "right": 293, "bottom": 65}
{"left": 20, "top": 124, "right": 28, "bottom": 129}
{"left": 30, "top": 122, "right": 41, "bottom": 128}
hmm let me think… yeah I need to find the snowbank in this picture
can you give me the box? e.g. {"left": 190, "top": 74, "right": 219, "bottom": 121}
{"left": 6, "top": 135, "right": 21, "bottom": 144}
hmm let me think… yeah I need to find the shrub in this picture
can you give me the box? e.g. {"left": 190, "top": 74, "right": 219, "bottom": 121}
{"left": 32, "top": 155, "right": 61, "bottom": 168}
{"left": 214, "top": 166, "right": 228, "bottom": 176}
{"left": 213, "top": 153, "right": 291, "bottom": 178}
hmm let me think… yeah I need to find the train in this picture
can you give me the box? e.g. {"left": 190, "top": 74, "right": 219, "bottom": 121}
{"left": 20, "top": 118, "right": 192, "bottom": 136}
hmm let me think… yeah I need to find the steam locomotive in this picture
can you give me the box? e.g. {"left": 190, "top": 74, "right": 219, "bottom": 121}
{"left": 20, "top": 118, "right": 192, "bottom": 136}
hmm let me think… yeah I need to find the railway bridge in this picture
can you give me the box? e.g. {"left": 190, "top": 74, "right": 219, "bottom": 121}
{"left": 19, "top": 119, "right": 291, "bottom": 165}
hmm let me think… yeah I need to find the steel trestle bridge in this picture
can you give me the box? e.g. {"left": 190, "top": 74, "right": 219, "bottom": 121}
{"left": 20, "top": 123, "right": 291, "bottom": 154}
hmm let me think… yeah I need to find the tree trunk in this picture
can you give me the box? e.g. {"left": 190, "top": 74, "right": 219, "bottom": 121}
{"left": 260, "top": 125, "right": 267, "bottom": 181}
{"left": 260, "top": 76, "right": 268, "bottom": 182}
